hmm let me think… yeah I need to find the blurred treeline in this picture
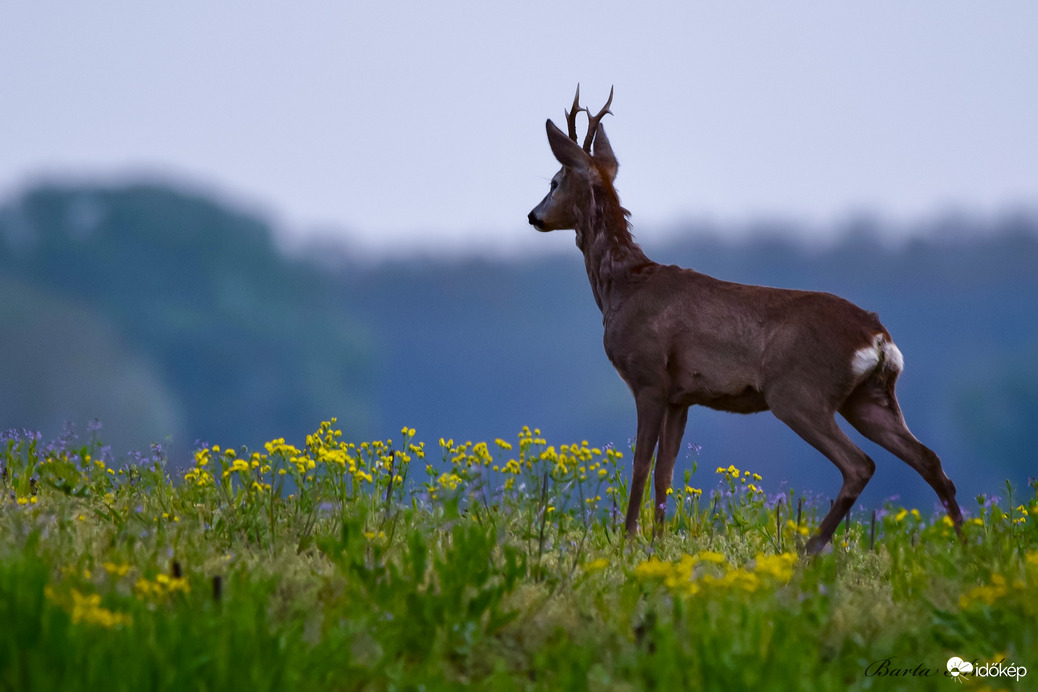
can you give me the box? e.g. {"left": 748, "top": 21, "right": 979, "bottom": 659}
{"left": 1, "top": 183, "right": 1035, "bottom": 507}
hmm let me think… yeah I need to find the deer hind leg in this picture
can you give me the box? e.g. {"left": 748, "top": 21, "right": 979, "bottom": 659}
{"left": 652, "top": 405, "right": 689, "bottom": 532}
{"left": 840, "top": 381, "right": 964, "bottom": 530}
{"left": 624, "top": 393, "right": 666, "bottom": 537}
{"left": 770, "top": 401, "right": 876, "bottom": 555}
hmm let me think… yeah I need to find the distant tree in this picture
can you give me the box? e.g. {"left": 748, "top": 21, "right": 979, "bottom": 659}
{"left": 0, "top": 184, "right": 372, "bottom": 457}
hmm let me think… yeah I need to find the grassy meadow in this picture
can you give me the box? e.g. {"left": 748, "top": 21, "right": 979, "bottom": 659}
{"left": 1, "top": 420, "right": 1036, "bottom": 691}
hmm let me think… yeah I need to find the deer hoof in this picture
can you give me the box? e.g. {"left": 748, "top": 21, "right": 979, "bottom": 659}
{"left": 802, "top": 534, "right": 828, "bottom": 556}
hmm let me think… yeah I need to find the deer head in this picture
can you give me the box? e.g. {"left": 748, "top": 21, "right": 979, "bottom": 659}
{"left": 528, "top": 85, "right": 617, "bottom": 232}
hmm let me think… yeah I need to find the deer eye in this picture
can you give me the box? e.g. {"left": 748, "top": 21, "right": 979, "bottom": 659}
{"left": 549, "top": 179, "right": 559, "bottom": 192}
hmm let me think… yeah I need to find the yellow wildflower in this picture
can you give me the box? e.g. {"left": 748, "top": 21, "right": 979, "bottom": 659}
{"left": 753, "top": 553, "right": 798, "bottom": 582}
{"left": 103, "top": 562, "right": 131, "bottom": 577}
{"left": 696, "top": 551, "right": 727, "bottom": 565}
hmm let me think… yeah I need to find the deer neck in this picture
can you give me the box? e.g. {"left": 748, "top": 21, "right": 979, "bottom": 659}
{"left": 575, "top": 183, "right": 655, "bottom": 315}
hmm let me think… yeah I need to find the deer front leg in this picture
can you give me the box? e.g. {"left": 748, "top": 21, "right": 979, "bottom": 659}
{"left": 624, "top": 394, "right": 666, "bottom": 537}
{"left": 653, "top": 405, "right": 689, "bottom": 533}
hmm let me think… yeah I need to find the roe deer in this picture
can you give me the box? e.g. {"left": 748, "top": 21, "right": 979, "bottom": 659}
{"left": 527, "top": 86, "right": 964, "bottom": 553}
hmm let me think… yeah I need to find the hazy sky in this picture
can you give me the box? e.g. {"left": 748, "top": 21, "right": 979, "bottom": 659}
{"left": 3, "top": 2, "right": 1036, "bottom": 256}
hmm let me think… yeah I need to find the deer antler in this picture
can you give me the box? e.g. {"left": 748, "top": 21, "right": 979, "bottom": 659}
{"left": 582, "top": 85, "right": 614, "bottom": 152}
{"left": 565, "top": 84, "right": 586, "bottom": 142}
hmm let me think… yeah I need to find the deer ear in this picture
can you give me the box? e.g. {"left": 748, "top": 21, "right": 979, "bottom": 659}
{"left": 591, "top": 123, "right": 618, "bottom": 181}
{"left": 546, "top": 119, "right": 590, "bottom": 171}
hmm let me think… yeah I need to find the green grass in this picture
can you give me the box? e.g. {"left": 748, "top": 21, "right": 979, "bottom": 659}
{"left": 1, "top": 421, "right": 1036, "bottom": 691}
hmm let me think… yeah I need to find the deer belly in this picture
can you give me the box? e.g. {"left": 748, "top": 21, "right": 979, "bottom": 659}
{"left": 669, "top": 375, "right": 768, "bottom": 413}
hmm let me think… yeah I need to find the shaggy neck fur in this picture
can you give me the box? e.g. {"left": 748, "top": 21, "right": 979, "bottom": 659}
{"left": 575, "top": 178, "right": 656, "bottom": 315}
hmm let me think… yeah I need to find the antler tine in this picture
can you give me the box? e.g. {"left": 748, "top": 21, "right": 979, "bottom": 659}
{"left": 581, "top": 85, "right": 614, "bottom": 152}
{"left": 564, "top": 83, "right": 585, "bottom": 142}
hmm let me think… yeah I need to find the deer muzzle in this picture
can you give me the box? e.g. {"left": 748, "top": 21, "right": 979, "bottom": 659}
{"left": 528, "top": 210, "right": 545, "bottom": 230}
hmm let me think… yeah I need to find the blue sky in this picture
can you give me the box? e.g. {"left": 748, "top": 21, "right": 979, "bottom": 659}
{"left": 2, "top": 2, "right": 1036, "bottom": 256}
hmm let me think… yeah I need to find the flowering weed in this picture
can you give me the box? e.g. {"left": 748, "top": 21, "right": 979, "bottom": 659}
{"left": 1, "top": 422, "right": 1035, "bottom": 691}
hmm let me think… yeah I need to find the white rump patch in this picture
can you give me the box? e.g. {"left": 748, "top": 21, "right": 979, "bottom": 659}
{"left": 851, "top": 334, "right": 904, "bottom": 377}
{"left": 851, "top": 345, "right": 880, "bottom": 377}
{"left": 882, "top": 340, "right": 904, "bottom": 372}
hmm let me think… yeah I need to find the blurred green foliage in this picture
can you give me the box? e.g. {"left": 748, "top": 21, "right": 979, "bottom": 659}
{"left": 0, "top": 184, "right": 372, "bottom": 453}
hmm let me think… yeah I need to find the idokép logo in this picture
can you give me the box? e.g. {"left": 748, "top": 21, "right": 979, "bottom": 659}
{"left": 947, "top": 655, "right": 1027, "bottom": 683}
{"left": 945, "top": 657, "right": 973, "bottom": 682}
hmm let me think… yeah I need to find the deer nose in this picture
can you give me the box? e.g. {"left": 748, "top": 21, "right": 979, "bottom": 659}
{"left": 528, "top": 211, "right": 542, "bottom": 228}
